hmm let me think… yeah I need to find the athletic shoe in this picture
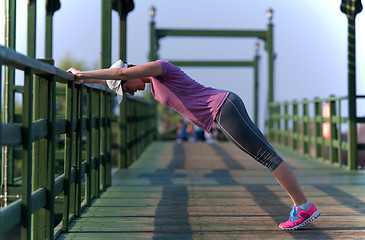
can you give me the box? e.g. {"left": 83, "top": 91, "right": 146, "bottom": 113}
{"left": 279, "top": 202, "right": 320, "bottom": 230}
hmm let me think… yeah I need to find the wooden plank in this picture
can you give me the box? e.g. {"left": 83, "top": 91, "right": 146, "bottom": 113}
{"left": 57, "top": 142, "right": 365, "bottom": 240}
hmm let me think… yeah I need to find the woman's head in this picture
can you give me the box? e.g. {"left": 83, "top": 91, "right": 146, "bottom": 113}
{"left": 122, "top": 78, "right": 148, "bottom": 95}
{"left": 121, "top": 63, "right": 151, "bottom": 95}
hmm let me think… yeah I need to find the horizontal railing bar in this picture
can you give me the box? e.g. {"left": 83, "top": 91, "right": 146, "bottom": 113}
{"left": 168, "top": 60, "right": 255, "bottom": 67}
{"left": 358, "top": 143, "right": 365, "bottom": 150}
{"left": 70, "top": 167, "right": 77, "bottom": 184}
{"left": 1, "top": 123, "right": 22, "bottom": 145}
{"left": 357, "top": 117, "right": 365, "bottom": 123}
{"left": 72, "top": 117, "right": 78, "bottom": 132}
{"left": 90, "top": 157, "right": 96, "bottom": 170}
{"left": 0, "top": 45, "right": 116, "bottom": 92}
{"left": 31, "top": 188, "right": 46, "bottom": 214}
{"left": 54, "top": 174, "right": 65, "bottom": 197}
{"left": 13, "top": 85, "right": 24, "bottom": 93}
{"left": 0, "top": 45, "right": 74, "bottom": 82}
{"left": 0, "top": 199, "right": 22, "bottom": 235}
{"left": 269, "top": 96, "right": 349, "bottom": 106}
{"left": 54, "top": 168, "right": 77, "bottom": 198}
{"left": 81, "top": 161, "right": 87, "bottom": 176}
{"left": 55, "top": 119, "right": 67, "bottom": 134}
{"left": 156, "top": 28, "right": 267, "bottom": 39}
{"left": 90, "top": 118, "right": 98, "bottom": 129}
{"left": 32, "top": 119, "right": 48, "bottom": 142}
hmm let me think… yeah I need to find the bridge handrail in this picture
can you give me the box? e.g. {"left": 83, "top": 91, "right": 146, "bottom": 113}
{"left": 0, "top": 45, "right": 157, "bottom": 239}
{"left": 268, "top": 95, "right": 364, "bottom": 169}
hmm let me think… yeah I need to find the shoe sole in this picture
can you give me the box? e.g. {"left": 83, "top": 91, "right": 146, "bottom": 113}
{"left": 279, "top": 210, "right": 321, "bottom": 231}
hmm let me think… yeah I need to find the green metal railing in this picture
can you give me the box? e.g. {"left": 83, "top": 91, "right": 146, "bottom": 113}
{"left": 0, "top": 45, "right": 156, "bottom": 239}
{"left": 268, "top": 95, "right": 365, "bottom": 170}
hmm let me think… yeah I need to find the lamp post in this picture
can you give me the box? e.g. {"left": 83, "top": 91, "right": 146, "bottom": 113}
{"left": 254, "top": 41, "right": 260, "bottom": 126}
{"left": 149, "top": 6, "right": 158, "bottom": 61}
{"left": 266, "top": 8, "right": 274, "bottom": 105}
{"left": 340, "top": 0, "right": 362, "bottom": 170}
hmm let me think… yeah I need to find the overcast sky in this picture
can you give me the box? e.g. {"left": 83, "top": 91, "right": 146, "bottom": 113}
{"left": 0, "top": 0, "right": 364, "bottom": 130}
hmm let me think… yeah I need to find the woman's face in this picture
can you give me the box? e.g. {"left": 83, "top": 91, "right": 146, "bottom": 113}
{"left": 122, "top": 78, "right": 150, "bottom": 95}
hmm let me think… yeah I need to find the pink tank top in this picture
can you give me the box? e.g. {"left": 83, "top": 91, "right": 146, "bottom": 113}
{"left": 150, "top": 60, "right": 229, "bottom": 132}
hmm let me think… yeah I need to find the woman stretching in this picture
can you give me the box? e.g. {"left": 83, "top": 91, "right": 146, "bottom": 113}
{"left": 68, "top": 60, "right": 320, "bottom": 230}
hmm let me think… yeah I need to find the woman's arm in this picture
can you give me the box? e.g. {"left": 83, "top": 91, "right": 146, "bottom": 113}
{"left": 74, "top": 79, "right": 107, "bottom": 84}
{"left": 67, "top": 61, "right": 164, "bottom": 82}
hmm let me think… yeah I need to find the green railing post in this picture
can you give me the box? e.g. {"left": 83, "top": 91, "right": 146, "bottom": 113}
{"left": 329, "top": 98, "right": 338, "bottom": 165}
{"left": 105, "top": 92, "right": 112, "bottom": 187}
{"left": 97, "top": 90, "right": 101, "bottom": 196}
{"left": 292, "top": 101, "right": 298, "bottom": 152}
{"left": 86, "top": 87, "right": 92, "bottom": 206}
{"left": 314, "top": 98, "right": 322, "bottom": 160}
{"left": 118, "top": 99, "right": 127, "bottom": 168}
{"left": 21, "top": 67, "right": 33, "bottom": 240}
{"left": 284, "top": 102, "right": 289, "bottom": 147}
{"left": 337, "top": 99, "right": 343, "bottom": 166}
{"left": 75, "top": 84, "right": 84, "bottom": 217}
{"left": 90, "top": 89, "right": 101, "bottom": 198}
{"left": 2, "top": 0, "right": 16, "bottom": 188}
{"left": 62, "top": 79, "right": 75, "bottom": 232}
{"left": 32, "top": 59, "right": 56, "bottom": 240}
{"left": 100, "top": 91, "right": 106, "bottom": 191}
{"left": 303, "top": 100, "right": 310, "bottom": 155}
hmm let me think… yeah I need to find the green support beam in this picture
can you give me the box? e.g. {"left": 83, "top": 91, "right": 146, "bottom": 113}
{"left": 149, "top": 7, "right": 274, "bottom": 128}
{"left": 168, "top": 61, "right": 254, "bottom": 67}
{"left": 45, "top": 0, "right": 61, "bottom": 58}
{"left": 27, "top": 0, "right": 36, "bottom": 58}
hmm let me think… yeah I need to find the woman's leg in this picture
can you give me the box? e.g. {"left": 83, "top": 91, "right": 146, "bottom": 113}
{"left": 215, "top": 93, "right": 306, "bottom": 205}
{"left": 272, "top": 161, "right": 307, "bottom": 205}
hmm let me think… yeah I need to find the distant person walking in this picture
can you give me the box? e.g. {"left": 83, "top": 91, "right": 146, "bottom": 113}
{"left": 68, "top": 60, "right": 320, "bottom": 230}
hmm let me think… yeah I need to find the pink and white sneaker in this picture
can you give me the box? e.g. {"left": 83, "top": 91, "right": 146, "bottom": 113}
{"left": 279, "top": 202, "right": 320, "bottom": 230}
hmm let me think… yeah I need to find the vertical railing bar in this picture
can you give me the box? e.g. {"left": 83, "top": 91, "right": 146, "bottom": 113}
{"left": 118, "top": 97, "right": 127, "bottom": 168}
{"left": 21, "top": 67, "right": 33, "bottom": 240}
{"left": 329, "top": 98, "right": 338, "bottom": 164}
{"left": 106, "top": 93, "right": 112, "bottom": 187}
{"left": 49, "top": 74, "right": 56, "bottom": 239}
{"left": 62, "top": 80, "right": 74, "bottom": 231}
{"left": 337, "top": 98, "right": 343, "bottom": 167}
{"left": 284, "top": 102, "right": 288, "bottom": 147}
{"left": 90, "top": 89, "right": 99, "bottom": 198}
{"left": 70, "top": 82, "right": 78, "bottom": 221}
{"left": 100, "top": 89, "right": 106, "bottom": 191}
{"left": 86, "top": 87, "right": 92, "bottom": 206}
{"left": 97, "top": 89, "right": 101, "bottom": 195}
{"left": 75, "top": 84, "right": 84, "bottom": 216}
{"left": 91, "top": 89, "right": 97, "bottom": 198}
{"left": 98, "top": 90, "right": 105, "bottom": 192}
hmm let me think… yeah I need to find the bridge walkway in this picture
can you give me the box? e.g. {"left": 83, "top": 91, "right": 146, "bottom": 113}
{"left": 57, "top": 141, "right": 365, "bottom": 239}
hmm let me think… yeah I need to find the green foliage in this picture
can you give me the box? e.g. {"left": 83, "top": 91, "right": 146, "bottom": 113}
{"left": 57, "top": 52, "right": 87, "bottom": 71}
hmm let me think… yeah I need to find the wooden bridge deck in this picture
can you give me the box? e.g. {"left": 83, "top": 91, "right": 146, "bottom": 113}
{"left": 57, "top": 141, "right": 365, "bottom": 240}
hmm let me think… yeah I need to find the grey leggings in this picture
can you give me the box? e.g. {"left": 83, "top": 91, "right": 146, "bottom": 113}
{"left": 215, "top": 92, "right": 283, "bottom": 172}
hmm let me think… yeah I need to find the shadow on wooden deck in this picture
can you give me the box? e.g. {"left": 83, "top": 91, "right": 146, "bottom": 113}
{"left": 57, "top": 141, "right": 365, "bottom": 240}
